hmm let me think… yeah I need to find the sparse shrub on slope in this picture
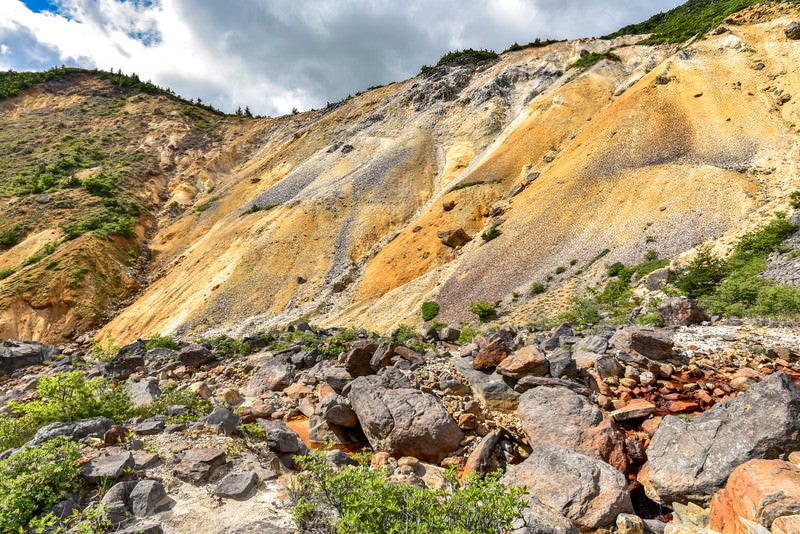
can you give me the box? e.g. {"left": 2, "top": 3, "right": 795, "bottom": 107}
{"left": 421, "top": 301, "right": 440, "bottom": 321}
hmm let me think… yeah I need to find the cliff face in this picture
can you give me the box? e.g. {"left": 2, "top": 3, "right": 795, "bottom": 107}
{"left": 1, "top": 4, "right": 799, "bottom": 343}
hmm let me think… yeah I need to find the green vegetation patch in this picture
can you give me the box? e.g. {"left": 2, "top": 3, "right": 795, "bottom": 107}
{"left": 603, "top": 0, "right": 793, "bottom": 45}
{"left": 448, "top": 180, "right": 485, "bottom": 193}
{"left": 421, "top": 48, "right": 499, "bottom": 73}
{"left": 421, "top": 301, "right": 440, "bottom": 321}
{"left": 504, "top": 38, "right": 564, "bottom": 53}
{"left": 290, "top": 452, "right": 526, "bottom": 533}
{"left": 241, "top": 203, "right": 280, "bottom": 216}
{"left": 571, "top": 51, "right": 621, "bottom": 71}
{"left": 469, "top": 301, "right": 497, "bottom": 322}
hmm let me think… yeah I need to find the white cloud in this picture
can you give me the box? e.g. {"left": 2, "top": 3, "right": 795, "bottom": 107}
{"left": 0, "top": 0, "right": 685, "bottom": 115}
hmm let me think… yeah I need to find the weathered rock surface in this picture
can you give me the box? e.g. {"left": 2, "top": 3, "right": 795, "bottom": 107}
{"left": 645, "top": 372, "right": 800, "bottom": 505}
{"left": 473, "top": 337, "right": 511, "bottom": 370}
{"left": 610, "top": 326, "right": 674, "bottom": 360}
{"left": 658, "top": 297, "right": 707, "bottom": 327}
{"left": 710, "top": 459, "right": 800, "bottom": 534}
{"left": 29, "top": 416, "right": 114, "bottom": 446}
{"left": 454, "top": 356, "right": 520, "bottom": 410}
{"left": 80, "top": 452, "right": 135, "bottom": 483}
{"left": 344, "top": 340, "right": 376, "bottom": 377}
{"left": 348, "top": 376, "right": 463, "bottom": 462}
{"left": 130, "top": 479, "right": 167, "bottom": 517}
{"left": 126, "top": 378, "right": 161, "bottom": 408}
{"left": 177, "top": 344, "right": 215, "bottom": 368}
{"left": 0, "top": 340, "right": 56, "bottom": 374}
{"left": 318, "top": 393, "right": 358, "bottom": 427}
{"left": 205, "top": 407, "right": 240, "bottom": 436}
{"left": 518, "top": 386, "right": 629, "bottom": 473}
{"left": 174, "top": 448, "right": 227, "bottom": 483}
{"left": 214, "top": 471, "right": 259, "bottom": 500}
{"left": 257, "top": 419, "right": 310, "bottom": 455}
{"left": 244, "top": 355, "right": 295, "bottom": 394}
{"left": 496, "top": 345, "right": 549, "bottom": 379}
{"left": 503, "top": 445, "right": 632, "bottom": 531}
{"left": 512, "top": 497, "right": 579, "bottom": 534}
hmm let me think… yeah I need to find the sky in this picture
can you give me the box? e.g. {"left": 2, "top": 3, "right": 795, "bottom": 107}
{"left": 1, "top": 0, "right": 685, "bottom": 116}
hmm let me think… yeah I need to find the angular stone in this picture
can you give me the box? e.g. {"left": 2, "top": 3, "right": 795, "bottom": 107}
{"left": 0, "top": 340, "right": 56, "bottom": 375}
{"left": 710, "top": 459, "right": 800, "bottom": 533}
{"left": 130, "top": 479, "right": 167, "bottom": 517}
{"left": 439, "top": 327, "right": 461, "bottom": 342}
{"left": 126, "top": 379, "right": 161, "bottom": 408}
{"left": 616, "top": 513, "right": 645, "bottom": 534}
{"left": 370, "top": 342, "right": 399, "bottom": 371}
{"left": 178, "top": 344, "right": 215, "bottom": 368}
{"left": 786, "top": 21, "right": 800, "bottom": 40}
{"left": 214, "top": 471, "right": 258, "bottom": 499}
{"left": 514, "top": 376, "right": 593, "bottom": 396}
{"left": 243, "top": 355, "right": 295, "bottom": 394}
{"left": 547, "top": 349, "right": 578, "bottom": 378}
{"left": 646, "top": 372, "right": 800, "bottom": 505}
{"left": 496, "top": 345, "right": 549, "bottom": 379}
{"left": 115, "top": 522, "right": 163, "bottom": 534}
{"left": 454, "top": 357, "right": 520, "bottom": 410}
{"left": 257, "top": 419, "right": 310, "bottom": 455}
{"left": 611, "top": 399, "right": 656, "bottom": 423}
{"left": 463, "top": 430, "right": 501, "bottom": 478}
{"left": 473, "top": 337, "right": 511, "bottom": 370}
{"left": 308, "top": 414, "right": 365, "bottom": 445}
{"left": 321, "top": 365, "right": 351, "bottom": 392}
{"left": 439, "top": 228, "right": 470, "bottom": 247}
{"left": 542, "top": 323, "right": 573, "bottom": 351}
{"left": 503, "top": 445, "right": 633, "bottom": 531}
{"left": 133, "top": 452, "right": 160, "bottom": 469}
{"left": 596, "top": 355, "right": 624, "bottom": 379}
{"left": 133, "top": 417, "right": 166, "bottom": 435}
{"left": 344, "top": 341, "right": 376, "bottom": 378}
{"left": 512, "top": 497, "right": 579, "bottom": 534}
{"left": 80, "top": 452, "right": 135, "bottom": 483}
{"left": 610, "top": 326, "right": 674, "bottom": 360}
{"left": 174, "top": 448, "right": 226, "bottom": 483}
{"left": 518, "top": 386, "right": 629, "bottom": 473}
{"left": 318, "top": 394, "right": 358, "bottom": 427}
{"left": 205, "top": 407, "right": 240, "bottom": 436}
{"left": 573, "top": 335, "right": 608, "bottom": 354}
{"left": 29, "top": 416, "right": 115, "bottom": 446}
{"left": 657, "top": 297, "right": 707, "bottom": 327}
{"left": 348, "top": 376, "right": 462, "bottom": 462}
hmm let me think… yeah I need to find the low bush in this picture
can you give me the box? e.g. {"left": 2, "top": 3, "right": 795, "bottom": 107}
{"left": 145, "top": 334, "right": 179, "bottom": 351}
{"left": 421, "top": 301, "right": 440, "bottom": 322}
{"left": 0, "top": 267, "right": 14, "bottom": 280}
{"left": 559, "top": 297, "right": 601, "bottom": 327}
{"left": 529, "top": 282, "right": 546, "bottom": 296}
{"left": 289, "top": 452, "right": 526, "bottom": 533}
{"left": 0, "top": 437, "right": 82, "bottom": 532}
{"left": 0, "top": 224, "right": 23, "bottom": 250}
{"left": 481, "top": 227, "right": 501, "bottom": 242}
{"left": 469, "top": 301, "right": 497, "bottom": 322}
{"left": 571, "top": 51, "right": 621, "bottom": 70}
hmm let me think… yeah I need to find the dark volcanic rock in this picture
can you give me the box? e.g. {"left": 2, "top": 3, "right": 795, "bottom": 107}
{"left": 610, "top": 326, "right": 674, "bottom": 360}
{"left": 30, "top": 416, "right": 114, "bottom": 446}
{"left": 344, "top": 340, "right": 376, "bottom": 377}
{"left": 214, "top": 471, "right": 258, "bottom": 499}
{"left": 178, "top": 344, "right": 215, "bottom": 367}
{"left": 0, "top": 340, "right": 56, "bottom": 375}
{"left": 80, "top": 452, "right": 135, "bottom": 483}
{"left": 646, "top": 372, "right": 800, "bottom": 505}
{"left": 657, "top": 297, "right": 707, "bottom": 326}
{"left": 244, "top": 355, "right": 295, "bottom": 394}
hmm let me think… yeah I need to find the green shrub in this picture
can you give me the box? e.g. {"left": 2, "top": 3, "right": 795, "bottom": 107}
{"left": 67, "top": 266, "right": 90, "bottom": 289}
{"left": 481, "top": 227, "right": 501, "bottom": 242}
{"left": 290, "top": 452, "right": 526, "bottom": 533}
{"left": 81, "top": 173, "right": 117, "bottom": 197}
{"left": 791, "top": 190, "right": 800, "bottom": 209}
{"left": 469, "top": 301, "right": 496, "bottom": 322}
{"left": 0, "top": 224, "right": 23, "bottom": 250}
{"left": 503, "top": 38, "right": 563, "bottom": 53}
{"left": 571, "top": 51, "right": 621, "bottom": 70}
{"left": 559, "top": 297, "right": 601, "bottom": 327}
{"left": 436, "top": 48, "right": 499, "bottom": 67}
{"left": 675, "top": 245, "right": 728, "bottom": 298}
{"left": 447, "top": 180, "right": 485, "bottom": 193}
{"left": 0, "top": 267, "right": 14, "bottom": 280}
{"left": 241, "top": 203, "right": 279, "bottom": 216}
{"left": 8, "top": 371, "right": 132, "bottom": 426}
{"left": 530, "top": 282, "right": 546, "bottom": 296}
{"left": 145, "top": 334, "right": 179, "bottom": 351}
{"left": 421, "top": 301, "right": 440, "bottom": 322}
{"left": 196, "top": 196, "right": 219, "bottom": 213}
{"left": 0, "top": 414, "right": 36, "bottom": 451}
{"left": 321, "top": 329, "right": 358, "bottom": 359}
{"left": 555, "top": 265, "right": 566, "bottom": 275}
{"left": 394, "top": 324, "right": 418, "bottom": 343}
{"left": 457, "top": 325, "right": 479, "bottom": 345}
{"left": 0, "top": 437, "right": 82, "bottom": 532}
{"left": 134, "top": 382, "right": 212, "bottom": 421}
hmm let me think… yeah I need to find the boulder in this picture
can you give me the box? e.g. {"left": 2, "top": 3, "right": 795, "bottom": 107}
{"left": 518, "top": 386, "right": 629, "bottom": 473}
{"left": 439, "top": 228, "right": 470, "bottom": 247}
{"left": 178, "top": 344, "right": 215, "bottom": 368}
{"left": 710, "top": 459, "right": 800, "bottom": 534}
{"left": 0, "top": 340, "right": 56, "bottom": 374}
{"left": 308, "top": 415, "right": 365, "bottom": 445}
{"left": 573, "top": 335, "right": 608, "bottom": 354}
{"left": 454, "top": 357, "right": 520, "bottom": 410}
{"left": 547, "top": 349, "right": 578, "bottom": 378}
{"left": 610, "top": 326, "right": 673, "bottom": 360}
{"left": 126, "top": 378, "right": 161, "bottom": 408}
{"left": 133, "top": 417, "right": 166, "bottom": 436}
{"left": 243, "top": 355, "right": 295, "bottom": 394}
{"left": 370, "top": 342, "right": 400, "bottom": 371}
{"left": 496, "top": 345, "right": 549, "bottom": 379}
{"left": 657, "top": 297, "right": 707, "bottom": 327}
{"left": 348, "top": 376, "right": 463, "bottom": 462}
{"left": 503, "top": 445, "right": 632, "bottom": 531}
{"left": 129, "top": 479, "right": 167, "bottom": 517}
{"left": 174, "top": 448, "right": 226, "bottom": 483}
{"left": 473, "top": 337, "right": 511, "bottom": 370}
{"left": 542, "top": 323, "right": 573, "bottom": 351}
{"left": 100, "top": 353, "right": 144, "bottom": 380}
{"left": 257, "top": 419, "right": 310, "bottom": 455}
{"left": 29, "top": 416, "right": 114, "bottom": 446}
{"left": 439, "top": 327, "right": 461, "bottom": 343}
{"left": 463, "top": 430, "right": 501, "bottom": 478}
{"left": 610, "top": 399, "right": 656, "bottom": 423}
{"left": 205, "top": 407, "right": 240, "bottom": 436}
{"left": 214, "top": 471, "right": 259, "bottom": 499}
{"left": 646, "top": 372, "right": 800, "bottom": 505}
{"left": 80, "top": 452, "right": 135, "bottom": 483}
{"left": 344, "top": 341, "right": 376, "bottom": 378}
{"left": 786, "top": 22, "right": 800, "bottom": 40}
{"left": 318, "top": 394, "right": 358, "bottom": 427}
{"left": 512, "top": 497, "right": 579, "bottom": 534}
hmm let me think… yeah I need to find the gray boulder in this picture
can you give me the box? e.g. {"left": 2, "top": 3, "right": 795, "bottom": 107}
{"left": 454, "top": 356, "right": 520, "bottom": 410}
{"left": 504, "top": 445, "right": 632, "bottom": 531}
{"left": 543, "top": 323, "right": 573, "bottom": 351}
{"left": 344, "top": 341, "right": 376, "bottom": 378}
{"left": 348, "top": 376, "right": 463, "bottom": 462}
{"left": 610, "top": 326, "right": 673, "bottom": 360}
{"left": 130, "top": 479, "right": 167, "bottom": 517}
{"left": 205, "top": 407, "right": 240, "bottom": 436}
{"left": 257, "top": 419, "right": 310, "bottom": 455}
{"left": 80, "top": 452, "right": 134, "bottom": 483}
{"left": 29, "top": 416, "right": 114, "bottom": 446}
{"left": 657, "top": 297, "right": 707, "bottom": 326}
{"left": 244, "top": 355, "right": 295, "bottom": 394}
{"left": 646, "top": 371, "right": 800, "bottom": 505}
{"left": 318, "top": 394, "right": 358, "bottom": 427}
{"left": 547, "top": 349, "right": 578, "bottom": 378}
{"left": 512, "top": 497, "right": 579, "bottom": 534}
{"left": 178, "top": 344, "right": 215, "bottom": 367}
{"left": 0, "top": 340, "right": 56, "bottom": 375}
{"left": 786, "top": 22, "right": 800, "bottom": 40}
{"left": 126, "top": 378, "right": 161, "bottom": 408}
{"left": 518, "top": 386, "right": 629, "bottom": 473}
{"left": 214, "top": 471, "right": 258, "bottom": 499}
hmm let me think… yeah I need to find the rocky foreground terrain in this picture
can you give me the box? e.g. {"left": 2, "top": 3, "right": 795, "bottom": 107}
{"left": 4, "top": 298, "right": 800, "bottom": 533}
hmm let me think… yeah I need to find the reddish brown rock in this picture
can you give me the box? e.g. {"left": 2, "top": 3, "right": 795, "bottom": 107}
{"left": 610, "top": 326, "right": 674, "bottom": 361}
{"left": 710, "top": 459, "right": 800, "bottom": 533}
{"left": 344, "top": 340, "right": 376, "bottom": 378}
{"left": 610, "top": 399, "right": 655, "bottom": 423}
{"left": 462, "top": 430, "right": 501, "bottom": 478}
{"left": 496, "top": 345, "right": 549, "bottom": 379}
{"left": 473, "top": 338, "right": 511, "bottom": 370}
{"left": 438, "top": 228, "right": 470, "bottom": 248}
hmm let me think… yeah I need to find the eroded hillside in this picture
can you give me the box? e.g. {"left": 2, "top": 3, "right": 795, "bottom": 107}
{"left": 2, "top": 3, "right": 800, "bottom": 344}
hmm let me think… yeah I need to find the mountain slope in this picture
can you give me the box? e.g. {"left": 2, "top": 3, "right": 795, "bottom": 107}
{"left": 1, "top": 3, "right": 799, "bottom": 343}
